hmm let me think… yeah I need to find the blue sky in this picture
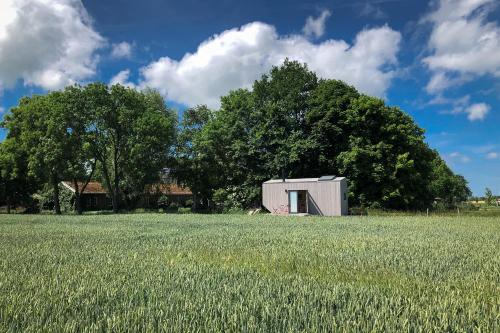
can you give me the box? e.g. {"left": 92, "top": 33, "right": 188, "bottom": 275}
{"left": 0, "top": 0, "right": 499, "bottom": 195}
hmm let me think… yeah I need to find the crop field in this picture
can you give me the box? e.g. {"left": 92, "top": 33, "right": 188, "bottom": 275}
{"left": 0, "top": 214, "right": 499, "bottom": 332}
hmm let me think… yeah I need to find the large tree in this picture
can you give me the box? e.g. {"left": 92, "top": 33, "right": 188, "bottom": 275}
{"left": 173, "top": 105, "right": 221, "bottom": 210}
{"left": 3, "top": 94, "right": 70, "bottom": 214}
{"left": 56, "top": 86, "right": 98, "bottom": 214}
{"left": 84, "top": 83, "right": 176, "bottom": 212}
{"left": 0, "top": 138, "right": 37, "bottom": 213}
{"left": 178, "top": 60, "right": 470, "bottom": 210}
{"left": 3, "top": 83, "right": 177, "bottom": 214}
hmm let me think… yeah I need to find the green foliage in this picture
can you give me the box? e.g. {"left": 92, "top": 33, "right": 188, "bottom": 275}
{"left": 83, "top": 84, "right": 177, "bottom": 211}
{"left": 0, "top": 214, "right": 498, "bottom": 331}
{"left": 33, "top": 184, "right": 74, "bottom": 213}
{"left": 173, "top": 105, "right": 218, "bottom": 209}
{"left": 2, "top": 84, "right": 177, "bottom": 213}
{"left": 212, "top": 187, "right": 244, "bottom": 212}
{"left": 177, "top": 207, "right": 192, "bottom": 214}
{"left": 0, "top": 138, "right": 38, "bottom": 211}
{"left": 0, "top": 60, "right": 471, "bottom": 213}
{"left": 157, "top": 195, "right": 169, "bottom": 209}
{"left": 176, "top": 60, "right": 470, "bottom": 210}
{"left": 168, "top": 202, "right": 179, "bottom": 211}
{"left": 429, "top": 154, "right": 471, "bottom": 208}
{"left": 484, "top": 187, "right": 494, "bottom": 206}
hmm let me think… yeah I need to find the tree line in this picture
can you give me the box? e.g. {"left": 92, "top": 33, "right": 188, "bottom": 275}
{"left": 0, "top": 84, "right": 176, "bottom": 214}
{"left": 0, "top": 60, "right": 471, "bottom": 214}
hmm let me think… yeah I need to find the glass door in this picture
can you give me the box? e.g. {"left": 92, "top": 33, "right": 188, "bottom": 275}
{"left": 289, "top": 191, "right": 298, "bottom": 214}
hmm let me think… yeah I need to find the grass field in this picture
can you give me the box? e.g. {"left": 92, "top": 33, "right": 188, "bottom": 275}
{"left": 0, "top": 214, "right": 499, "bottom": 332}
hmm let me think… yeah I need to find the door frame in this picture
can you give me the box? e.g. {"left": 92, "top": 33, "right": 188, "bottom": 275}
{"left": 288, "top": 190, "right": 308, "bottom": 214}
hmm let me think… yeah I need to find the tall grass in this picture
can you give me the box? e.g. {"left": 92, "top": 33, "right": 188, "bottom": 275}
{"left": 0, "top": 214, "right": 499, "bottom": 332}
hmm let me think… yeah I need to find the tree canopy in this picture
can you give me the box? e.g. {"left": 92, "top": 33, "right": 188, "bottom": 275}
{"left": 0, "top": 60, "right": 470, "bottom": 213}
{"left": 1, "top": 84, "right": 177, "bottom": 213}
{"left": 174, "top": 60, "right": 471, "bottom": 211}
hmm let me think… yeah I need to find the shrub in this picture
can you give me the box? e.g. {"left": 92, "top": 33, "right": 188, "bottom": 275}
{"left": 157, "top": 195, "right": 169, "bottom": 209}
{"left": 177, "top": 207, "right": 192, "bottom": 214}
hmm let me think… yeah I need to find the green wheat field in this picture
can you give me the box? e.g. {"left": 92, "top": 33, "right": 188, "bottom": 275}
{"left": 0, "top": 214, "right": 499, "bottom": 332}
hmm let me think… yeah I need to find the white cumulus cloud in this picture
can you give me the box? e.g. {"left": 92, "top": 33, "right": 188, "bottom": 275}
{"left": 140, "top": 21, "right": 401, "bottom": 108}
{"left": 109, "top": 69, "right": 136, "bottom": 88}
{"left": 436, "top": 95, "right": 491, "bottom": 122}
{"left": 0, "top": 0, "right": 105, "bottom": 90}
{"left": 423, "top": 0, "right": 500, "bottom": 93}
{"left": 303, "top": 10, "right": 332, "bottom": 39}
{"left": 111, "top": 42, "right": 133, "bottom": 59}
{"left": 464, "top": 103, "right": 490, "bottom": 121}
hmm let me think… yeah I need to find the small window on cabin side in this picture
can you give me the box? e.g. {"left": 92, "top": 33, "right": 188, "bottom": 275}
{"left": 344, "top": 192, "right": 347, "bottom": 200}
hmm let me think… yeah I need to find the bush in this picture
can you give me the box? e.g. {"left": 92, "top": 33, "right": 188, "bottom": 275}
{"left": 178, "top": 207, "right": 192, "bottom": 214}
{"left": 32, "top": 184, "right": 74, "bottom": 213}
{"left": 157, "top": 195, "right": 169, "bottom": 209}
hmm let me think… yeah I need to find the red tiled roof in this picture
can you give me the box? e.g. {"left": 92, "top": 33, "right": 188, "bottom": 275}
{"left": 62, "top": 181, "right": 108, "bottom": 194}
{"left": 62, "top": 181, "right": 192, "bottom": 195}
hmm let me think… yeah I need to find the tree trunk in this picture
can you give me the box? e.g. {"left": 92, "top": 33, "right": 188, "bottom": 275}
{"left": 6, "top": 195, "right": 11, "bottom": 214}
{"left": 74, "top": 159, "right": 97, "bottom": 215}
{"left": 113, "top": 148, "right": 120, "bottom": 213}
{"left": 100, "top": 162, "right": 118, "bottom": 213}
{"left": 52, "top": 175, "right": 61, "bottom": 215}
{"left": 192, "top": 193, "right": 198, "bottom": 211}
{"left": 75, "top": 192, "right": 83, "bottom": 215}
{"left": 72, "top": 179, "right": 82, "bottom": 215}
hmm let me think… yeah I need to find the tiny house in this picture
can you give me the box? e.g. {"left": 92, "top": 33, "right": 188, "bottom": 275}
{"left": 262, "top": 176, "right": 348, "bottom": 216}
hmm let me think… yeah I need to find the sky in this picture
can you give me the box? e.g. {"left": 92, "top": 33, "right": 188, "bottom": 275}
{"left": 0, "top": 0, "right": 499, "bottom": 196}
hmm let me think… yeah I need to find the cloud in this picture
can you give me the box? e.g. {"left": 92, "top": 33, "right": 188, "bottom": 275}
{"left": 111, "top": 42, "right": 133, "bottom": 59}
{"left": 360, "top": 3, "right": 387, "bottom": 20}
{"left": 464, "top": 103, "right": 490, "bottom": 121}
{"left": 109, "top": 69, "right": 136, "bottom": 88}
{"left": 423, "top": 0, "right": 500, "bottom": 93}
{"left": 486, "top": 152, "right": 499, "bottom": 160}
{"left": 448, "top": 152, "right": 471, "bottom": 163}
{"left": 425, "top": 72, "right": 472, "bottom": 94}
{"left": 0, "top": 0, "right": 105, "bottom": 91}
{"left": 435, "top": 95, "right": 491, "bottom": 121}
{"left": 303, "top": 10, "right": 332, "bottom": 39}
{"left": 140, "top": 21, "right": 401, "bottom": 108}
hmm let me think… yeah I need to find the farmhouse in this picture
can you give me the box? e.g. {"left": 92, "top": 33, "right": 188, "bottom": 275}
{"left": 61, "top": 181, "right": 109, "bottom": 210}
{"left": 262, "top": 176, "right": 348, "bottom": 216}
{"left": 61, "top": 181, "right": 192, "bottom": 211}
{"left": 142, "top": 183, "right": 193, "bottom": 208}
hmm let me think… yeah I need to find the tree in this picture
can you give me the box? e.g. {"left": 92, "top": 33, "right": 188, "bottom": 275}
{"left": 121, "top": 88, "right": 177, "bottom": 207}
{"left": 57, "top": 86, "right": 98, "bottom": 214}
{"left": 429, "top": 153, "right": 471, "bottom": 207}
{"left": 177, "top": 60, "right": 470, "bottom": 211}
{"left": 0, "top": 139, "right": 37, "bottom": 213}
{"left": 173, "top": 105, "right": 219, "bottom": 210}
{"left": 84, "top": 83, "right": 176, "bottom": 212}
{"left": 484, "top": 187, "right": 494, "bottom": 206}
{"left": 3, "top": 94, "right": 70, "bottom": 214}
